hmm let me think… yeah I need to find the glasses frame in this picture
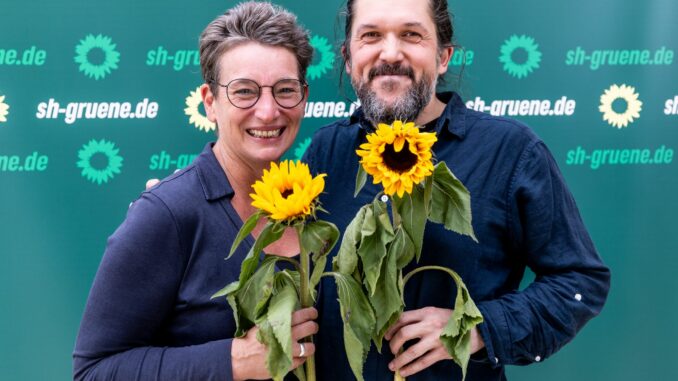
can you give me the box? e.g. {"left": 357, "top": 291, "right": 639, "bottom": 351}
{"left": 215, "top": 78, "right": 308, "bottom": 110}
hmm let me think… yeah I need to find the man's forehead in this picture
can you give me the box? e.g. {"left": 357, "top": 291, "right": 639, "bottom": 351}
{"left": 355, "top": 21, "right": 429, "bottom": 31}
{"left": 352, "top": 0, "right": 434, "bottom": 29}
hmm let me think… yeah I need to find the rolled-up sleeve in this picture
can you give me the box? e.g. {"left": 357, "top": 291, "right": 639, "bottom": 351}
{"left": 477, "top": 141, "right": 611, "bottom": 367}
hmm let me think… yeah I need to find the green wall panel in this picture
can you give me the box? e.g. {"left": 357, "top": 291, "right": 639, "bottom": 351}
{"left": 1, "top": 0, "right": 675, "bottom": 379}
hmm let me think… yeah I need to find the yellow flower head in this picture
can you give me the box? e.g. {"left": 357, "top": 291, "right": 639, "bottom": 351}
{"left": 356, "top": 120, "right": 437, "bottom": 197}
{"left": 250, "top": 160, "right": 326, "bottom": 223}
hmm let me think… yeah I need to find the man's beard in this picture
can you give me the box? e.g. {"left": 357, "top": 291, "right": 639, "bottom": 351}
{"left": 353, "top": 63, "right": 435, "bottom": 125}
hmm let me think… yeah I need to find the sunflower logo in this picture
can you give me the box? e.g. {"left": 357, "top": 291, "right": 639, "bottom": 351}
{"left": 77, "top": 139, "right": 123, "bottom": 185}
{"left": 293, "top": 137, "right": 312, "bottom": 161}
{"left": 74, "top": 34, "right": 121, "bottom": 80}
{"left": 499, "top": 35, "right": 542, "bottom": 79}
{"left": 356, "top": 121, "right": 437, "bottom": 197}
{"left": 599, "top": 84, "right": 643, "bottom": 129}
{"left": 307, "top": 35, "right": 335, "bottom": 81}
{"left": 250, "top": 160, "right": 326, "bottom": 223}
{"left": 185, "top": 86, "right": 216, "bottom": 132}
{"left": 0, "top": 95, "right": 9, "bottom": 123}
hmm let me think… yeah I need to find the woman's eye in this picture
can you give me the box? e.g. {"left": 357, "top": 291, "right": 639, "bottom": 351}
{"left": 235, "top": 89, "right": 255, "bottom": 95}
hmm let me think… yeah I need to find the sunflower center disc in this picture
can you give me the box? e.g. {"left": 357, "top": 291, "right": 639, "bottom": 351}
{"left": 383, "top": 141, "right": 418, "bottom": 173}
{"left": 281, "top": 188, "right": 294, "bottom": 198}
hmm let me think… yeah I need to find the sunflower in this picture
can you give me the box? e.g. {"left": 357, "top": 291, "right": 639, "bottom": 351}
{"left": 250, "top": 160, "right": 326, "bottom": 223}
{"left": 356, "top": 121, "right": 437, "bottom": 197}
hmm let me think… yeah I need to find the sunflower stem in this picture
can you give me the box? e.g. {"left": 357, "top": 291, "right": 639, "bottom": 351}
{"left": 295, "top": 225, "right": 316, "bottom": 381}
{"left": 391, "top": 196, "right": 402, "bottom": 228}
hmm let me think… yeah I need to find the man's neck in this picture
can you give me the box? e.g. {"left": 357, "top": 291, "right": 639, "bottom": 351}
{"left": 414, "top": 94, "right": 446, "bottom": 126}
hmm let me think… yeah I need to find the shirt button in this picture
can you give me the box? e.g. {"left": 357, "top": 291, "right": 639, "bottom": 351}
{"left": 575, "top": 293, "right": 582, "bottom": 301}
{"left": 494, "top": 357, "right": 499, "bottom": 364}
{"left": 380, "top": 195, "right": 389, "bottom": 203}
{"left": 535, "top": 355, "right": 542, "bottom": 362}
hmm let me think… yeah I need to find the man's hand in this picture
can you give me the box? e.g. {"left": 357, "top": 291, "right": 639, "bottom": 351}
{"left": 231, "top": 307, "right": 318, "bottom": 381}
{"left": 384, "top": 307, "right": 484, "bottom": 377}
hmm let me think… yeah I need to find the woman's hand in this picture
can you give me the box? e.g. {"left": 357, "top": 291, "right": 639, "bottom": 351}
{"left": 231, "top": 307, "right": 319, "bottom": 380}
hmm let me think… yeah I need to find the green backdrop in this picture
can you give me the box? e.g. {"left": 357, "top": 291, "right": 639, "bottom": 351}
{"left": 1, "top": 0, "right": 676, "bottom": 380}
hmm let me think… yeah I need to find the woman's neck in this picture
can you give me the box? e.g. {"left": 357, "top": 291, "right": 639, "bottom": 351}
{"left": 212, "top": 142, "right": 299, "bottom": 257}
{"left": 212, "top": 142, "right": 263, "bottom": 217}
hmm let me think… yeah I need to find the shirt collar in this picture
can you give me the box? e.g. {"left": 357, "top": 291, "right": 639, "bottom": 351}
{"left": 349, "top": 91, "right": 467, "bottom": 140}
{"left": 195, "top": 142, "right": 235, "bottom": 201}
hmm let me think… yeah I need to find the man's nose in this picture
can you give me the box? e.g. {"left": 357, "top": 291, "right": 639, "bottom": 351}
{"left": 379, "top": 34, "right": 404, "bottom": 63}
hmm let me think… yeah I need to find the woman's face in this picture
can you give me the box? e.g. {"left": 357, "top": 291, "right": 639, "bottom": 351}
{"left": 202, "top": 42, "right": 307, "bottom": 168}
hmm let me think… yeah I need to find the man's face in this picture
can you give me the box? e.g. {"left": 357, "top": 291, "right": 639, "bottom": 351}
{"left": 346, "top": 0, "right": 451, "bottom": 124}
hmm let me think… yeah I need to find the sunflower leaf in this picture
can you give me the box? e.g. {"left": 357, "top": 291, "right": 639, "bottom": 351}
{"left": 211, "top": 279, "right": 240, "bottom": 300}
{"left": 430, "top": 162, "right": 477, "bottom": 242}
{"left": 327, "top": 272, "right": 376, "bottom": 381}
{"left": 228, "top": 210, "right": 263, "bottom": 260}
{"left": 240, "top": 221, "right": 286, "bottom": 284}
{"left": 391, "top": 228, "right": 416, "bottom": 270}
{"left": 301, "top": 220, "right": 340, "bottom": 289}
{"left": 355, "top": 164, "right": 367, "bottom": 197}
{"left": 439, "top": 270, "right": 484, "bottom": 381}
{"left": 369, "top": 240, "right": 403, "bottom": 351}
{"left": 228, "top": 256, "right": 279, "bottom": 336}
{"left": 424, "top": 175, "right": 433, "bottom": 216}
{"left": 392, "top": 185, "right": 427, "bottom": 262}
{"left": 359, "top": 200, "right": 394, "bottom": 296}
{"left": 274, "top": 269, "right": 301, "bottom": 297}
{"left": 256, "top": 284, "right": 298, "bottom": 381}
{"left": 292, "top": 367, "right": 307, "bottom": 381}
{"left": 333, "top": 205, "right": 369, "bottom": 275}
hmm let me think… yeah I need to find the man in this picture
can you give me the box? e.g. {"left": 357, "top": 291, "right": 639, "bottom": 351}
{"left": 304, "top": 0, "right": 611, "bottom": 380}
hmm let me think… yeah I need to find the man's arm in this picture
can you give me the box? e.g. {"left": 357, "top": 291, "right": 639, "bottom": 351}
{"left": 475, "top": 140, "right": 610, "bottom": 367}
{"left": 385, "top": 141, "right": 610, "bottom": 375}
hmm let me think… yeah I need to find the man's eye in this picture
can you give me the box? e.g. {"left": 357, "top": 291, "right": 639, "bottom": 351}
{"left": 402, "top": 31, "right": 423, "bottom": 42}
{"left": 361, "top": 32, "right": 381, "bottom": 42}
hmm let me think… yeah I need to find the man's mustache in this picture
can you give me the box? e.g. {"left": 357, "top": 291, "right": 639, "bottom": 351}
{"left": 368, "top": 64, "right": 415, "bottom": 81}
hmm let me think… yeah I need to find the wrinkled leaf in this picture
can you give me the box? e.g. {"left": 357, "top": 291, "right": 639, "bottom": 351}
{"left": 355, "top": 164, "right": 367, "bottom": 197}
{"left": 301, "top": 220, "right": 340, "bottom": 288}
{"left": 359, "top": 200, "right": 394, "bottom": 296}
{"left": 439, "top": 270, "right": 484, "bottom": 381}
{"left": 369, "top": 243, "right": 402, "bottom": 351}
{"left": 334, "top": 205, "right": 369, "bottom": 275}
{"left": 328, "top": 272, "right": 376, "bottom": 381}
{"left": 392, "top": 185, "right": 427, "bottom": 261}
{"left": 256, "top": 285, "right": 299, "bottom": 381}
{"left": 391, "top": 228, "right": 416, "bottom": 270}
{"left": 430, "top": 162, "right": 477, "bottom": 242}
{"left": 256, "top": 323, "right": 286, "bottom": 381}
{"left": 274, "top": 269, "right": 301, "bottom": 297}
{"left": 230, "top": 256, "right": 279, "bottom": 336}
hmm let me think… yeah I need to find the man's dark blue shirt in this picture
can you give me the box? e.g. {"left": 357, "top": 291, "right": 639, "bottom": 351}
{"left": 303, "top": 92, "right": 610, "bottom": 381}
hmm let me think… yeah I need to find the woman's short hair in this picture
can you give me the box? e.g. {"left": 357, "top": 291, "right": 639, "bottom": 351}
{"left": 199, "top": 1, "right": 313, "bottom": 96}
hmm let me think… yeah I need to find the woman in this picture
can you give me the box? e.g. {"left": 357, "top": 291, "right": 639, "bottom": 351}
{"left": 73, "top": 3, "right": 316, "bottom": 380}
